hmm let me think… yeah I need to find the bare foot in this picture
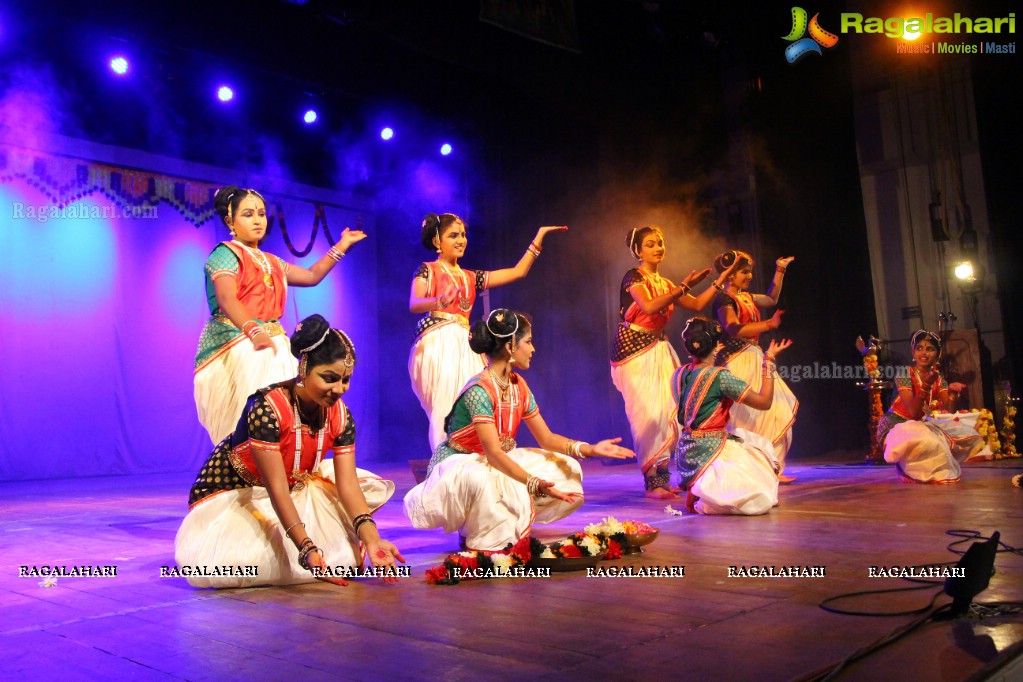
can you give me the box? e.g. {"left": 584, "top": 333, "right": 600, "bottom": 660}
{"left": 778, "top": 475, "right": 796, "bottom": 484}
{"left": 685, "top": 490, "right": 698, "bottom": 513}
{"left": 645, "top": 487, "right": 679, "bottom": 499}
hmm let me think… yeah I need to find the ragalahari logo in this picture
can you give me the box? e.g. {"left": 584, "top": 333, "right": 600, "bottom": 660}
{"left": 783, "top": 7, "right": 839, "bottom": 63}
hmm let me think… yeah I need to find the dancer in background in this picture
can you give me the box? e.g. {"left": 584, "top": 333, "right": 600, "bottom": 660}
{"left": 672, "top": 317, "right": 791, "bottom": 515}
{"left": 611, "top": 226, "right": 738, "bottom": 499}
{"left": 713, "top": 250, "right": 799, "bottom": 482}
{"left": 877, "top": 330, "right": 983, "bottom": 483}
{"left": 195, "top": 186, "right": 366, "bottom": 444}
{"left": 178, "top": 314, "right": 401, "bottom": 588}
{"left": 405, "top": 309, "right": 634, "bottom": 551}
{"left": 409, "top": 212, "right": 565, "bottom": 449}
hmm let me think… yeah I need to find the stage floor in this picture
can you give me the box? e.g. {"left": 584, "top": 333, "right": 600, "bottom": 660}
{"left": 2, "top": 457, "right": 1022, "bottom": 681}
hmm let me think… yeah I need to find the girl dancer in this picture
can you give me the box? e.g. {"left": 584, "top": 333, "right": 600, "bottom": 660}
{"left": 712, "top": 250, "right": 799, "bottom": 482}
{"left": 409, "top": 213, "right": 565, "bottom": 449}
{"left": 611, "top": 226, "right": 737, "bottom": 498}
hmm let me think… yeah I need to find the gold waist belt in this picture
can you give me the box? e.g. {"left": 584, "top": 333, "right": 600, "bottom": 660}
{"left": 431, "top": 311, "right": 470, "bottom": 329}
{"left": 622, "top": 321, "right": 664, "bottom": 337}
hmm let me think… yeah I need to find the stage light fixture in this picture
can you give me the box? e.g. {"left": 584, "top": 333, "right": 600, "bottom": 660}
{"left": 954, "top": 261, "right": 974, "bottom": 281}
{"left": 440, "top": 143, "right": 453, "bottom": 156}
{"left": 380, "top": 127, "right": 394, "bottom": 141}
{"left": 303, "top": 109, "right": 318, "bottom": 124}
{"left": 217, "top": 85, "right": 234, "bottom": 103}
{"left": 109, "top": 56, "right": 129, "bottom": 76}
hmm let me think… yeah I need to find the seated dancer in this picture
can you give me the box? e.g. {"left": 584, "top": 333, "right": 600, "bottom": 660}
{"left": 176, "top": 314, "right": 403, "bottom": 588}
{"left": 672, "top": 317, "right": 792, "bottom": 515}
{"left": 877, "top": 330, "right": 984, "bottom": 483}
{"left": 713, "top": 250, "right": 799, "bottom": 482}
{"left": 404, "top": 309, "right": 635, "bottom": 551}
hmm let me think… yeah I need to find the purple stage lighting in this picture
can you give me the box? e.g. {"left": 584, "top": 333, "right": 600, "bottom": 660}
{"left": 303, "top": 110, "right": 318, "bottom": 124}
{"left": 217, "top": 86, "right": 234, "bottom": 103}
{"left": 380, "top": 127, "right": 394, "bottom": 141}
{"left": 440, "top": 143, "right": 453, "bottom": 156}
{"left": 109, "top": 56, "right": 129, "bottom": 76}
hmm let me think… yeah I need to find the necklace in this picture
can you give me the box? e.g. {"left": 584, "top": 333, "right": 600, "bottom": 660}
{"left": 292, "top": 391, "right": 326, "bottom": 476}
{"left": 639, "top": 267, "right": 671, "bottom": 314}
{"left": 234, "top": 240, "right": 275, "bottom": 289}
{"left": 489, "top": 370, "right": 516, "bottom": 435}
{"left": 437, "top": 260, "right": 472, "bottom": 312}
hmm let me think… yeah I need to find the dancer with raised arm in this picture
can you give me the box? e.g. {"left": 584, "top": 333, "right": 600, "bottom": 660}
{"left": 611, "top": 226, "right": 738, "bottom": 498}
{"left": 672, "top": 317, "right": 792, "bottom": 515}
{"left": 409, "top": 213, "right": 565, "bottom": 449}
{"left": 195, "top": 186, "right": 366, "bottom": 444}
{"left": 713, "top": 250, "right": 799, "bottom": 482}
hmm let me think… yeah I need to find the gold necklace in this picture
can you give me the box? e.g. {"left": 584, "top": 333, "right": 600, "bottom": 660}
{"left": 234, "top": 240, "right": 275, "bottom": 288}
{"left": 437, "top": 260, "right": 471, "bottom": 312}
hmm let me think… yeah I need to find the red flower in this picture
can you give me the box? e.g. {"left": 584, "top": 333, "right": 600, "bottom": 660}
{"left": 559, "top": 543, "right": 583, "bottom": 558}
{"left": 508, "top": 536, "right": 534, "bottom": 563}
{"left": 425, "top": 565, "right": 450, "bottom": 584}
{"left": 604, "top": 539, "right": 622, "bottom": 560}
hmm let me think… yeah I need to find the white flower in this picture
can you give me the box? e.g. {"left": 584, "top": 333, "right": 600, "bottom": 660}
{"left": 601, "top": 516, "right": 626, "bottom": 535}
{"left": 579, "top": 535, "right": 602, "bottom": 555}
{"left": 583, "top": 522, "right": 603, "bottom": 536}
{"left": 38, "top": 577, "right": 58, "bottom": 588}
{"left": 491, "top": 554, "right": 514, "bottom": 574}
{"left": 539, "top": 546, "right": 556, "bottom": 559}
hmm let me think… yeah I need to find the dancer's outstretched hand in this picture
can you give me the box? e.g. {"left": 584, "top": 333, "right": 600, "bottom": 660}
{"left": 366, "top": 539, "right": 406, "bottom": 584}
{"left": 538, "top": 480, "right": 582, "bottom": 504}
{"left": 588, "top": 437, "right": 636, "bottom": 460}
{"left": 338, "top": 227, "right": 368, "bottom": 252}
{"left": 776, "top": 256, "right": 795, "bottom": 270}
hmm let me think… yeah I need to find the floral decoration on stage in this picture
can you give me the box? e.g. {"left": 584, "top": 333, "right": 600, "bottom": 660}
{"left": 535, "top": 532, "right": 609, "bottom": 560}
{"left": 583, "top": 516, "right": 659, "bottom": 559}
{"left": 425, "top": 522, "right": 666, "bottom": 584}
{"left": 1001, "top": 403, "right": 1018, "bottom": 458}
{"left": 424, "top": 536, "right": 542, "bottom": 585}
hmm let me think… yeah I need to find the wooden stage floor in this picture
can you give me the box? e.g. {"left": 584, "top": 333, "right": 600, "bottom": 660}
{"left": 2, "top": 457, "right": 1022, "bottom": 681}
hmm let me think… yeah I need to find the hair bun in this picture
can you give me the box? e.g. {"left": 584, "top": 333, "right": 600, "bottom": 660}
{"left": 681, "top": 316, "right": 723, "bottom": 358}
{"left": 214, "top": 185, "right": 240, "bottom": 218}
{"left": 290, "top": 314, "right": 331, "bottom": 359}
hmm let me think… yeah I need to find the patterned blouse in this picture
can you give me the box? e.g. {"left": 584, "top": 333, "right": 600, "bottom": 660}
{"left": 427, "top": 371, "right": 539, "bottom": 474}
{"left": 188, "top": 384, "right": 355, "bottom": 506}
{"left": 611, "top": 268, "right": 677, "bottom": 364}
{"left": 412, "top": 261, "right": 490, "bottom": 340}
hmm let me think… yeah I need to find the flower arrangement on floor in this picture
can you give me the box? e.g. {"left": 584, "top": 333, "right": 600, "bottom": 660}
{"left": 583, "top": 516, "right": 658, "bottom": 559}
{"left": 973, "top": 409, "right": 1001, "bottom": 454}
{"left": 534, "top": 532, "right": 608, "bottom": 560}
{"left": 424, "top": 536, "right": 543, "bottom": 585}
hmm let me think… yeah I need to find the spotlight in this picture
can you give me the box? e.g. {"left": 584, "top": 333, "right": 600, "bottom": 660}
{"left": 303, "top": 109, "right": 318, "bottom": 124}
{"left": 953, "top": 260, "right": 983, "bottom": 295}
{"left": 217, "top": 85, "right": 234, "bottom": 103}
{"left": 109, "top": 56, "right": 129, "bottom": 76}
{"left": 380, "top": 127, "right": 394, "bottom": 141}
{"left": 440, "top": 143, "right": 453, "bottom": 156}
{"left": 953, "top": 261, "right": 974, "bottom": 281}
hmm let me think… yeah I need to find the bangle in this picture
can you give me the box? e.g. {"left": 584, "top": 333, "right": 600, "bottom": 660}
{"left": 713, "top": 282, "right": 725, "bottom": 292}
{"left": 572, "top": 440, "right": 588, "bottom": 459}
{"left": 284, "top": 521, "right": 305, "bottom": 535}
{"left": 327, "top": 246, "right": 345, "bottom": 262}
{"left": 526, "top": 245, "right": 541, "bottom": 258}
{"left": 776, "top": 267, "right": 786, "bottom": 274}
{"left": 563, "top": 439, "right": 577, "bottom": 457}
{"left": 526, "top": 475, "right": 546, "bottom": 498}
{"left": 354, "top": 517, "right": 377, "bottom": 536}
{"left": 677, "top": 284, "right": 691, "bottom": 297}
{"left": 298, "top": 539, "right": 321, "bottom": 571}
